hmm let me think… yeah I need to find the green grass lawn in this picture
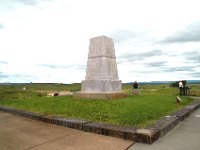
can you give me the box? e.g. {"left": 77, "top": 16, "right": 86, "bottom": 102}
{"left": 0, "top": 83, "right": 199, "bottom": 127}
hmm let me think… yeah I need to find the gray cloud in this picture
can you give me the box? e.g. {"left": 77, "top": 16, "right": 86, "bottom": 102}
{"left": 0, "top": 23, "right": 4, "bottom": 29}
{"left": 137, "top": 50, "right": 164, "bottom": 57}
{"left": 129, "top": 66, "right": 195, "bottom": 75}
{"left": 165, "top": 67, "right": 194, "bottom": 72}
{"left": 148, "top": 65, "right": 195, "bottom": 73}
{"left": 40, "top": 64, "right": 86, "bottom": 70}
{"left": 0, "top": 61, "right": 8, "bottom": 64}
{"left": 0, "top": 0, "right": 45, "bottom": 13}
{"left": 161, "top": 21, "right": 200, "bottom": 43}
{"left": 72, "top": 65, "right": 86, "bottom": 70}
{"left": 129, "top": 70, "right": 151, "bottom": 74}
{"left": 16, "top": 0, "right": 52, "bottom": 7}
{"left": 189, "top": 72, "right": 200, "bottom": 78}
{"left": 0, "top": 72, "right": 7, "bottom": 78}
{"left": 183, "top": 51, "right": 200, "bottom": 63}
{"left": 118, "top": 49, "right": 164, "bottom": 63}
{"left": 40, "top": 64, "right": 59, "bottom": 69}
{"left": 108, "top": 30, "right": 146, "bottom": 44}
{"left": 16, "top": 0, "right": 39, "bottom": 6}
{"left": 0, "top": 72, "right": 34, "bottom": 83}
{"left": 145, "top": 61, "right": 167, "bottom": 68}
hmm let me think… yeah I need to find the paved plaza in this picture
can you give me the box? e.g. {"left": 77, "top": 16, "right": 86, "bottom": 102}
{"left": 0, "top": 111, "right": 133, "bottom": 150}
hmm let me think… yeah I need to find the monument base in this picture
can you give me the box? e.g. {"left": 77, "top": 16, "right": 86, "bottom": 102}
{"left": 81, "top": 80, "right": 122, "bottom": 92}
{"left": 73, "top": 91, "right": 128, "bottom": 100}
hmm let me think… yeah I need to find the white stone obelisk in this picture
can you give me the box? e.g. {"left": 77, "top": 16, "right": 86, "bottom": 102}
{"left": 74, "top": 36, "right": 127, "bottom": 99}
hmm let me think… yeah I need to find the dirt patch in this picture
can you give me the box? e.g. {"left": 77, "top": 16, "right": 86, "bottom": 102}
{"left": 47, "top": 91, "right": 73, "bottom": 96}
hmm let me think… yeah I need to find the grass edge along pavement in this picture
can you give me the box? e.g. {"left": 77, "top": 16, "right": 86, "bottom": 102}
{"left": 1, "top": 97, "right": 200, "bottom": 144}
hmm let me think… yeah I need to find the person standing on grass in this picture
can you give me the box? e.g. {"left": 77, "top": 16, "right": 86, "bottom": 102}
{"left": 133, "top": 81, "right": 138, "bottom": 89}
{"left": 179, "top": 81, "right": 183, "bottom": 96}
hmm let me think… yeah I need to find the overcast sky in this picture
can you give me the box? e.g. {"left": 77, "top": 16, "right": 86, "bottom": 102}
{"left": 0, "top": 0, "right": 200, "bottom": 83}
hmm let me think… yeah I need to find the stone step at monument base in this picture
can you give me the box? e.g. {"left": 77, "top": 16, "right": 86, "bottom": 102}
{"left": 74, "top": 91, "right": 128, "bottom": 100}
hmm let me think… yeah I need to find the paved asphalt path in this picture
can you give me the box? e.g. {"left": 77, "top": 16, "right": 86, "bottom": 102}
{"left": 128, "top": 107, "right": 200, "bottom": 150}
{"left": 0, "top": 111, "right": 133, "bottom": 150}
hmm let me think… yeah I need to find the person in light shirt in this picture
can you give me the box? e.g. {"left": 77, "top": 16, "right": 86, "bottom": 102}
{"left": 179, "top": 81, "right": 183, "bottom": 96}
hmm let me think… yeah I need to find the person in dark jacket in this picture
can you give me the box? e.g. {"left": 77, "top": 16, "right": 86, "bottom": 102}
{"left": 133, "top": 81, "right": 138, "bottom": 89}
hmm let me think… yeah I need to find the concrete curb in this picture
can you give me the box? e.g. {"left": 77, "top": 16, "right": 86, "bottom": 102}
{"left": 1, "top": 98, "right": 200, "bottom": 144}
{"left": 84, "top": 122, "right": 137, "bottom": 141}
{"left": 146, "top": 98, "right": 200, "bottom": 137}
